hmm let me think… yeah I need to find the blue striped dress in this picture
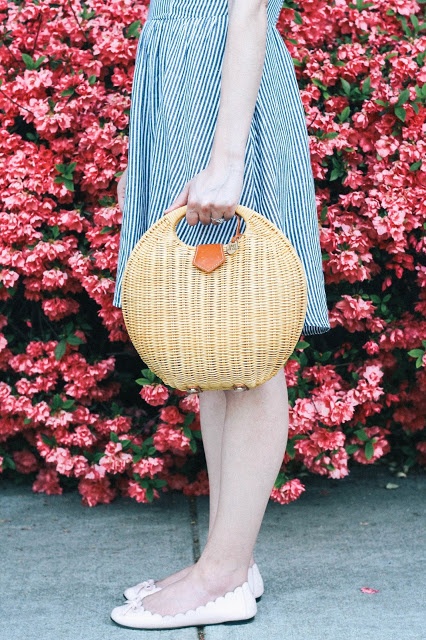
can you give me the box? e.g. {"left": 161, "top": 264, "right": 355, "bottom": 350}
{"left": 113, "top": 0, "right": 330, "bottom": 336}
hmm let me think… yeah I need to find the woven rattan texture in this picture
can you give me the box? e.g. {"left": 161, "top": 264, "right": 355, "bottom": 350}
{"left": 121, "top": 204, "right": 308, "bottom": 392}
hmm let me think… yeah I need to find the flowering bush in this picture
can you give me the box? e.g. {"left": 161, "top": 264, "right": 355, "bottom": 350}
{"left": 0, "top": 0, "right": 424, "bottom": 506}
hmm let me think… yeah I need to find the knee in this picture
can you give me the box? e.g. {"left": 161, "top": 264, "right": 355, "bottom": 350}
{"left": 225, "top": 367, "right": 286, "bottom": 397}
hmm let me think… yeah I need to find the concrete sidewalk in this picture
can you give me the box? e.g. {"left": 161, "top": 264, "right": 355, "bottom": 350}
{"left": 1, "top": 465, "right": 424, "bottom": 640}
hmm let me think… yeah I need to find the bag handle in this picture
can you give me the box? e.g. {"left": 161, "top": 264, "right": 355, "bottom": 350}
{"left": 163, "top": 205, "right": 246, "bottom": 244}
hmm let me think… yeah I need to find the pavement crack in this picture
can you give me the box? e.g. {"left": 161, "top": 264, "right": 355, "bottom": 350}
{"left": 188, "top": 496, "right": 206, "bottom": 640}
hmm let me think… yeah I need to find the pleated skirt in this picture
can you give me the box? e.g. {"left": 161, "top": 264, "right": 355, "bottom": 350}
{"left": 113, "top": 0, "right": 330, "bottom": 336}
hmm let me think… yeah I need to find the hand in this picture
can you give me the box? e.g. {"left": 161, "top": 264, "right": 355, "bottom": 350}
{"left": 117, "top": 167, "right": 128, "bottom": 212}
{"left": 163, "top": 161, "right": 244, "bottom": 226}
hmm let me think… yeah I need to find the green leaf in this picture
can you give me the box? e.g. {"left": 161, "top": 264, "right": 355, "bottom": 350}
{"left": 67, "top": 334, "right": 84, "bottom": 346}
{"left": 183, "top": 412, "right": 195, "bottom": 428}
{"left": 110, "top": 431, "right": 119, "bottom": 442}
{"left": 125, "top": 20, "right": 141, "bottom": 38}
{"left": 394, "top": 106, "right": 406, "bottom": 122}
{"left": 41, "top": 433, "right": 56, "bottom": 446}
{"left": 3, "top": 456, "right": 16, "bottom": 470}
{"left": 54, "top": 340, "right": 67, "bottom": 360}
{"left": 410, "top": 14, "right": 419, "bottom": 29}
{"left": 364, "top": 441, "right": 374, "bottom": 460}
{"left": 323, "top": 131, "right": 339, "bottom": 139}
{"left": 354, "top": 428, "right": 369, "bottom": 442}
{"left": 341, "top": 78, "right": 351, "bottom": 96}
{"left": 189, "top": 439, "right": 197, "bottom": 453}
{"left": 34, "top": 55, "right": 46, "bottom": 69}
{"left": 345, "top": 444, "right": 359, "bottom": 455}
{"left": 286, "top": 439, "right": 296, "bottom": 459}
{"left": 21, "top": 52, "right": 35, "bottom": 69}
{"left": 338, "top": 106, "right": 351, "bottom": 122}
{"left": 409, "top": 160, "right": 422, "bottom": 171}
{"left": 183, "top": 425, "right": 193, "bottom": 439}
{"left": 330, "top": 167, "right": 343, "bottom": 181}
{"left": 361, "top": 76, "right": 371, "bottom": 95}
{"left": 396, "top": 89, "right": 410, "bottom": 107}
{"left": 320, "top": 206, "right": 328, "bottom": 222}
{"left": 63, "top": 177, "right": 76, "bottom": 192}
{"left": 294, "top": 10, "right": 303, "bottom": 24}
{"left": 141, "top": 368, "right": 156, "bottom": 382}
{"left": 296, "top": 340, "right": 310, "bottom": 350}
{"left": 408, "top": 349, "right": 424, "bottom": 358}
{"left": 51, "top": 225, "right": 60, "bottom": 239}
{"left": 88, "top": 75, "right": 97, "bottom": 85}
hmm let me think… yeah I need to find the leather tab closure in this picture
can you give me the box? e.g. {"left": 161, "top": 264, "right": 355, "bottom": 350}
{"left": 193, "top": 243, "right": 226, "bottom": 273}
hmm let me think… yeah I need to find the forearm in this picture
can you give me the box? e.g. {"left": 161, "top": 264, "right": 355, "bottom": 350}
{"left": 210, "top": 0, "right": 268, "bottom": 168}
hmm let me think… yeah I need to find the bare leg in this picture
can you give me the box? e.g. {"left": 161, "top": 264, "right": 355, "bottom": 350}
{"left": 151, "top": 389, "right": 227, "bottom": 587}
{"left": 150, "top": 388, "right": 254, "bottom": 589}
{"left": 142, "top": 368, "right": 289, "bottom": 615}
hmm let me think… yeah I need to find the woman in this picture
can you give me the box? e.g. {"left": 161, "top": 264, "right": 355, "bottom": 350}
{"left": 111, "top": 0, "right": 330, "bottom": 630}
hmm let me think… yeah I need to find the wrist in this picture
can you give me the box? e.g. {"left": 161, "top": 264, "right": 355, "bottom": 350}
{"left": 209, "top": 152, "right": 245, "bottom": 174}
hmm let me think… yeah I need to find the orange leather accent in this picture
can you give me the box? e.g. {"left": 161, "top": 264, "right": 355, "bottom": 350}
{"left": 193, "top": 243, "right": 226, "bottom": 273}
{"left": 232, "top": 214, "right": 243, "bottom": 242}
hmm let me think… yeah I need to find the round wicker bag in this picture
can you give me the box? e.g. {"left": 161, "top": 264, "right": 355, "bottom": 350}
{"left": 121, "top": 204, "right": 307, "bottom": 393}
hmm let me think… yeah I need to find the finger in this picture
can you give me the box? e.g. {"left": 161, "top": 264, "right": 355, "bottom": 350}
{"left": 197, "top": 204, "right": 213, "bottom": 226}
{"left": 163, "top": 183, "right": 190, "bottom": 214}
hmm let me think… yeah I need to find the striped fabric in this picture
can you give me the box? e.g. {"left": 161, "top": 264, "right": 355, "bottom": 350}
{"left": 113, "top": 0, "right": 330, "bottom": 336}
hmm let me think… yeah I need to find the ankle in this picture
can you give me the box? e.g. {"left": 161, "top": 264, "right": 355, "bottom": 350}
{"left": 192, "top": 557, "right": 249, "bottom": 590}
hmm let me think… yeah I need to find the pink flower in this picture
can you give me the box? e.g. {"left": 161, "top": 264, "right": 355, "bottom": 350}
{"left": 363, "top": 341, "right": 380, "bottom": 355}
{"left": 32, "top": 468, "right": 62, "bottom": 495}
{"left": 183, "top": 470, "right": 210, "bottom": 496}
{"left": 99, "top": 441, "right": 133, "bottom": 473}
{"left": 72, "top": 455, "right": 90, "bottom": 478}
{"left": 132, "top": 456, "right": 165, "bottom": 478}
{"left": 362, "top": 364, "right": 384, "bottom": 386}
{"left": 310, "top": 427, "right": 346, "bottom": 450}
{"left": 45, "top": 446, "right": 74, "bottom": 476}
{"left": 329, "top": 295, "right": 376, "bottom": 333}
{"left": 127, "top": 481, "right": 159, "bottom": 503}
{"left": 328, "top": 448, "right": 350, "bottom": 479}
{"left": 78, "top": 477, "right": 117, "bottom": 507}
{"left": 178, "top": 393, "right": 200, "bottom": 413}
{"left": 284, "top": 359, "right": 301, "bottom": 387}
{"left": 13, "top": 450, "right": 38, "bottom": 474}
{"left": 351, "top": 427, "right": 391, "bottom": 464}
{"left": 270, "top": 479, "right": 306, "bottom": 504}
{"left": 140, "top": 384, "right": 169, "bottom": 406}
{"left": 153, "top": 423, "right": 192, "bottom": 456}
{"left": 159, "top": 405, "right": 185, "bottom": 426}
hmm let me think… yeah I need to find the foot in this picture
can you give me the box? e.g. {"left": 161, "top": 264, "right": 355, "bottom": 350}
{"left": 139, "top": 564, "right": 248, "bottom": 617}
{"left": 111, "top": 579, "right": 256, "bottom": 629}
{"left": 153, "top": 563, "right": 194, "bottom": 589}
{"left": 134, "top": 555, "right": 256, "bottom": 591}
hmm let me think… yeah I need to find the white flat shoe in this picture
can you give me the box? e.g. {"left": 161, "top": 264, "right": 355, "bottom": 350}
{"left": 123, "top": 562, "right": 264, "bottom": 601}
{"left": 111, "top": 580, "right": 256, "bottom": 629}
